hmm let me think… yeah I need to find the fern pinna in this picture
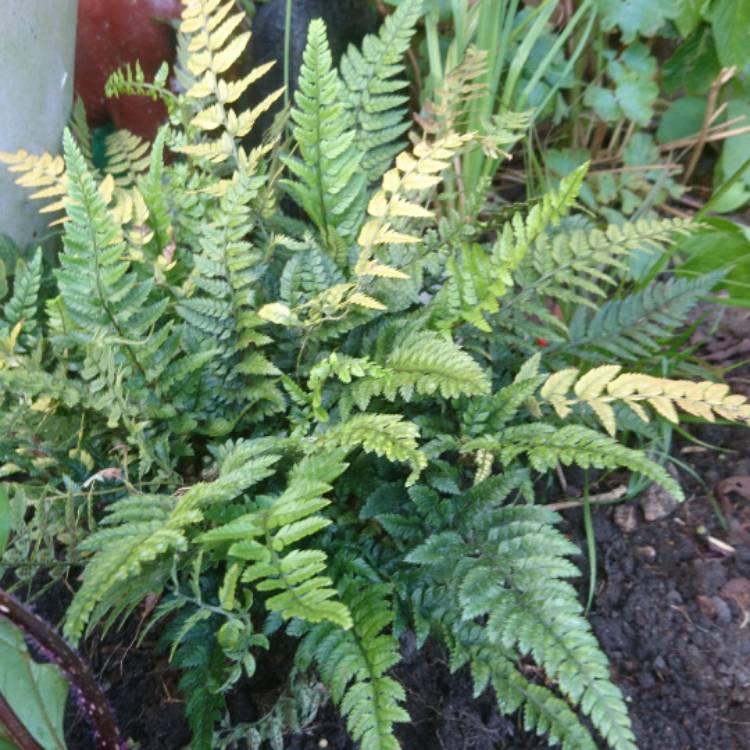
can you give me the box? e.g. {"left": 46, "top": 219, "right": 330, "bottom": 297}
{"left": 1, "top": 2, "right": 749, "bottom": 750}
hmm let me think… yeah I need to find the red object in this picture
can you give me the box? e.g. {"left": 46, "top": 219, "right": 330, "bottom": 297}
{"left": 75, "top": 0, "right": 182, "bottom": 140}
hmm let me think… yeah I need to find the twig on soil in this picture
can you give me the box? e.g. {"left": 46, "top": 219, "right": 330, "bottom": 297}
{"left": 547, "top": 484, "right": 628, "bottom": 511}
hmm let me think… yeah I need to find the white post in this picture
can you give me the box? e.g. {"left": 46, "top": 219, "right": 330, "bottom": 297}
{"left": 0, "top": 0, "right": 78, "bottom": 247}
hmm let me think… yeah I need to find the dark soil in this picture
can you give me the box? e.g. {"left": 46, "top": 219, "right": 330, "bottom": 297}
{"left": 9, "top": 411, "right": 750, "bottom": 750}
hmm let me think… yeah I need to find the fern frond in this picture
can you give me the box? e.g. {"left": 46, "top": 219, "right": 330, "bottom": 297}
{"left": 282, "top": 19, "right": 367, "bottom": 257}
{"left": 355, "top": 133, "right": 473, "bottom": 277}
{"left": 0, "top": 149, "right": 68, "bottom": 221}
{"left": 318, "top": 414, "right": 426, "bottom": 485}
{"left": 465, "top": 423, "right": 684, "bottom": 499}
{"left": 561, "top": 273, "right": 720, "bottom": 363}
{"left": 541, "top": 365, "right": 750, "bottom": 436}
{"left": 419, "top": 46, "right": 490, "bottom": 138}
{"left": 105, "top": 59, "right": 176, "bottom": 112}
{"left": 70, "top": 98, "right": 96, "bottom": 169}
{"left": 199, "top": 452, "right": 352, "bottom": 628}
{"left": 471, "top": 653, "right": 597, "bottom": 750}
{"left": 408, "top": 505, "right": 636, "bottom": 750}
{"left": 310, "top": 332, "right": 489, "bottom": 419}
{"left": 434, "top": 164, "right": 588, "bottom": 331}
{"left": 1, "top": 248, "right": 43, "bottom": 350}
{"left": 175, "top": 0, "right": 283, "bottom": 165}
{"left": 177, "top": 160, "right": 283, "bottom": 431}
{"left": 64, "top": 440, "right": 283, "bottom": 642}
{"left": 511, "top": 217, "right": 692, "bottom": 312}
{"left": 137, "top": 127, "right": 173, "bottom": 253}
{"left": 340, "top": 0, "right": 424, "bottom": 180}
{"left": 104, "top": 130, "right": 151, "bottom": 187}
{"left": 297, "top": 584, "right": 409, "bottom": 750}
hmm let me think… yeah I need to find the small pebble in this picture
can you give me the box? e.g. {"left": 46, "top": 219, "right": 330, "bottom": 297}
{"left": 614, "top": 504, "right": 637, "bottom": 533}
{"left": 640, "top": 481, "right": 680, "bottom": 521}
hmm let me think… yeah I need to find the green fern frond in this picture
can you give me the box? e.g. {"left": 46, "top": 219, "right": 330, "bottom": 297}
{"left": 105, "top": 59, "right": 176, "bottom": 112}
{"left": 561, "top": 273, "right": 720, "bottom": 363}
{"left": 178, "top": 160, "right": 283, "bottom": 431}
{"left": 70, "top": 98, "right": 96, "bottom": 169}
{"left": 318, "top": 413, "right": 426, "bottom": 485}
{"left": 297, "top": 584, "right": 409, "bottom": 750}
{"left": 340, "top": 0, "right": 424, "bottom": 180}
{"left": 511, "top": 217, "right": 692, "bottom": 312}
{"left": 282, "top": 19, "right": 367, "bottom": 258}
{"left": 56, "top": 131, "right": 158, "bottom": 343}
{"left": 137, "top": 127, "right": 173, "bottom": 253}
{"left": 471, "top": 653, "right": 597, "bottom": 750}
{"left": 198, "top": 452, "right": 352, "bottom": 628}
{"left": 541, "top": 365, "right": 750, "bottom": 436}
{"left": 64, "top": 441, "right": 283, "bottom": 643}
{"left": 433, "top": 164, "right": 588, "bottom": 330}
{"left": 1, "top": 248, "right": 42, "bottom": 350}
{"left": 310, "top": 332, "right": 489, "bottom": 418}
{"left": 408, "top": 505, "right": 636, "bottom": 750}
{"left": 465, "top": 423, "right": 684, "bottom": 499}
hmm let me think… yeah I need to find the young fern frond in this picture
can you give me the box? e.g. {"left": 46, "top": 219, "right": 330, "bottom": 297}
{"left": 175, "top": 0, "right": 283, "bottom": 165}
{"left": 541, "top": 365, "right": 750, "bottom": 436}
{"left": 105, "top": 60, "right": 176, "bottom": 112}
{"left": 419, "top": 46, "right": 490, "bottom": 138}
{"left": 465, "top": 423, "right": 684, "bottom": 499}
{"left": 561, "top": 273, "right": 720, "bottom": 363}
{"left": 355, "top": 133, "right": 473, "bottom": 277}
{"left": 340, "top": 0, "right": 424, "bottom": 180}
{"left": 318, "top": 413, "right": 427, "bottom": 486}
{"left": 309, "top": 331, "right": 490, "bottom": 418}
{"left": 297, "top": 584, "right": 409, "bottom": 750}
{"left": 282, "top": 19, "right": 367, "bottom": 259}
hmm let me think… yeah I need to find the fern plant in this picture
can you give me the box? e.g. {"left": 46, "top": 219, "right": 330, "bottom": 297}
{"left": 1, "top": 3, "right": 747, "bottom": 750}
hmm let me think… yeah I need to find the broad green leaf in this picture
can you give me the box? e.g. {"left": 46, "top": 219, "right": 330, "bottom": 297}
{"left": 672, "top": 0, "right": 704, "bottom": 36}
{"left": 709, "top": 0, "right": 750, "bottom": 69}
{"left": 0, "top": 619, "right": 69, "bottom": 750}
{"left": 663, "top": 28, "right": 720, "bottom": 96}
{"left": 676, "top": 218, "right": 750, "bottom": 307}
{"left": 599, "top": 0, "right": 680, "bottom": 42}
{"left": 656, "top": 97, "right": 707, "bottom": 144}
{"left": 714, "top": 100, "right": 750, "bottom": 212}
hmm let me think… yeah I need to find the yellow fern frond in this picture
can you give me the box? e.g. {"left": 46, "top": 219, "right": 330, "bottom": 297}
{"left": 175, "top": 0, "right": 283, "bottom": 164}
{"left": 541, "top": 365, "right": 750, "bottom": 436}
{"left": 105, "top": 130, "right": 151, "bottom": 187}
{"left": 0, "top": 149, "right": 68, "bottom": 221}
{"left": 355, "top": 132, "right": 474, "bottom": 276}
